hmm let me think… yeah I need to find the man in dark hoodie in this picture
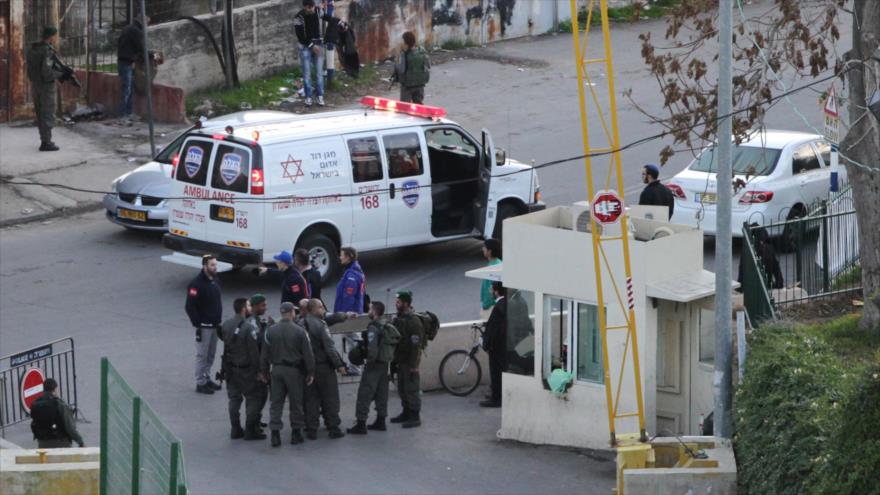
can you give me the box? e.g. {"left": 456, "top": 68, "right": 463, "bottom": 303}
{"left": 294, "top": 0, "right": 325, "bottom": 107}
{"left": 117, "top": 14, "right": 150, "bottom": 120}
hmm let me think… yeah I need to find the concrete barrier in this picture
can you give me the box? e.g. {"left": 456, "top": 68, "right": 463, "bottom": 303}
{"left": 0, "top": 447, "right": 100, "bottom": 495}
{"left": 623, "top": 437, "right": 738, "bottom": 495}
{"left": 419, "top": 320, "right": 489, "bottom": 392}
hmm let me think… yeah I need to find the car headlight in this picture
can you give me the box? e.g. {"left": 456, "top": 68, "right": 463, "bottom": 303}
{"left": 110, "top": 179, "right": 120, "bottom": 193}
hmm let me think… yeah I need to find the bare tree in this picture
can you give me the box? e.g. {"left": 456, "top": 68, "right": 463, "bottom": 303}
{"left": 635, "top": 0, "right": 879, "bottom": 331}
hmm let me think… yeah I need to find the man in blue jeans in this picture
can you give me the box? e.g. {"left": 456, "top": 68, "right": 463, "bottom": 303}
{"left": 116, "top": 14, "right": 149, "bottom": 119}
{"left": 294, "top": 0, "right": 325, "bottom": 107}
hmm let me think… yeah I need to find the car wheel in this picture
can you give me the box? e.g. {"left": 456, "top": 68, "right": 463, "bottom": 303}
{"left": 298, "top": 234, "right": 339, "bottom": 285}
{"left": 492, "top": 203, "right": 520, "bottom": 242}
{"left": 778, "top": 206, "right": 806, "bottom": 253}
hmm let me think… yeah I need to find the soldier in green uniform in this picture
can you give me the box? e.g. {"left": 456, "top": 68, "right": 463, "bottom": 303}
{"left": 220, "top": 297, "right": 268, "bottom": 440}
{"left": 244, "top": 294, "right": 274, "bottom": 432}
{"left": 26, "top": 27, "right": 65, "bottom": 152}
{"left": 390, "top": 291, "right": 424, "bottom": 428}
{"left": 260, "top": 302, "right": 315, "bottom": 447}
{"left": 347, "top": 301, "right": 397, "bottom": 435}
{"left": 303, "top": 298, "right": 347, "bottom": 439}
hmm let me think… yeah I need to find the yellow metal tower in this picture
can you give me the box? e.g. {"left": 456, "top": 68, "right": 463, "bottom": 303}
{"left": 569, "top": 0, "right": 649, "bottom": 453}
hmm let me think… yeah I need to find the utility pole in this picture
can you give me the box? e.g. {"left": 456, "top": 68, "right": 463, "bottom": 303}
{"left": 139, "top": 0, "right": 156, "bottom": 158}
{"left": 714, "top": 0, "right": 733, "bottom": 439}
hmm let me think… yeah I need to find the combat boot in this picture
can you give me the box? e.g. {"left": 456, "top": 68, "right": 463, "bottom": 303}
{"left": 402, "top": 411, "right": 421, "bottom": 429}
{"left": 230, "top": 423, "right": 244, "bottom": 439}
{"left": 305, "top": 429, "right": 318, "bottom": 440}
{"left": 389, "top": 409, "right": 409, "bottom": 423}
{"left": 290, "top": 429, "right": 305, "bottom": 445}
{"left": 367, "top": 416, "right": 386, "bottom": 431}
{"left": 244, "top": 422, "right": 266, "bottom": 441}
{"left": 347, "top": 420, "right": 367, "bottom": 435}
{"left": 328, "top": 427, "right": 345, "bottom": 439}
{"left": 39, "top": 142, "right": 59, "bottom": 152}
{"left": 270, "top": 430, "right": 281, "bottom": 447}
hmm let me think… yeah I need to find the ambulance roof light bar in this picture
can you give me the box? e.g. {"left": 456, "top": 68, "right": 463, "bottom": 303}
{"left": 360, "top": 96, "right": 447, "bottom": 119}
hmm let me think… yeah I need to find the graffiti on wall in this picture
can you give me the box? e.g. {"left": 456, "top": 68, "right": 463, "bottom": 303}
{"left": 340, "top": 0, "right": 521, "bottom": 61}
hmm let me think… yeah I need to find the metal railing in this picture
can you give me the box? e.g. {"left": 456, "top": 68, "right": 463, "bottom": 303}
{"left": 0, "top": 337, "right": 80, "bottom": 434}
{"left": 100, "top": 357, "right": 188, "bottom": 495}
{"left": 741, "top": 192, "right": 861, "bottom": 325}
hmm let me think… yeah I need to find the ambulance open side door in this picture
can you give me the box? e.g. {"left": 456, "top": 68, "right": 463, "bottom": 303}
{"left": 478, "top": 128, "right": 498, "bottom": 239}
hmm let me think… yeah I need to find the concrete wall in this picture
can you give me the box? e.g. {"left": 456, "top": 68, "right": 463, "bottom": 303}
{"left": 60, "top": 69, "right": 186, "bottom": 123}
{"left": 497, "top": 206, "right": 709, "bottom": 450}
{"left": 147, "top": 0, "right": 581, "bottom": 93}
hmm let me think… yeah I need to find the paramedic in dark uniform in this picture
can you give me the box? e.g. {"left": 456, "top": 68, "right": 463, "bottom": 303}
{"left": 186, "top": 254, "right": 223, "bottom": 394}
{"left": 259, "top": 250, "right": 310, "bottom": 307}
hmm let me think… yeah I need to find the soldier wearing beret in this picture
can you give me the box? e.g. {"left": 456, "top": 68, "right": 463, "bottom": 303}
{"left": 390, "top": 291, "right": 424, "bottom": 428}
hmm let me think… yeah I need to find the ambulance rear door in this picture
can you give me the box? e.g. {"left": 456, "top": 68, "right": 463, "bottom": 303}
{"left": 204, "top": 140, "right": 263, "bottom": 251}
{"left": 345, "top": 132, "right": 388, "bottom": 250}
{"left": 169, "top": 136, "right": 216, "bottom": 242}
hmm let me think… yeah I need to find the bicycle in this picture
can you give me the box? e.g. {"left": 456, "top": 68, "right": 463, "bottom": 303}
{"left": 438, "top": 322, "right": 485, "bottom": 396}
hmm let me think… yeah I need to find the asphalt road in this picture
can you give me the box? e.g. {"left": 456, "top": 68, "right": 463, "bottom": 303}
{"left": 0, "top": 4, "right": 850, "bottom": 493}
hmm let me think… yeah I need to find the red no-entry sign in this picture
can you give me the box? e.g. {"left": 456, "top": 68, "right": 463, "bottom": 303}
{"left": 21, "top": 368, "right": 45, "bottom": 413}
{"left": 591, "top": 190, "right": 624, "bottom": 225}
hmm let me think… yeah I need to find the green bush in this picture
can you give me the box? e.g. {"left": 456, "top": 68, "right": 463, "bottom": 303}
{"left": 735, "top": 315, "right": 880, "bottom": 495}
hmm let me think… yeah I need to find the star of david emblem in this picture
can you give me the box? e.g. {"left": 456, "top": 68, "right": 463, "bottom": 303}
{"left": 281, "top": 154, "right": 304, "bottom": 184}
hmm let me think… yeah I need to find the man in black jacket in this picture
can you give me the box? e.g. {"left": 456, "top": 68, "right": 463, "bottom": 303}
{"left": 481, "top": 282, "right": 507, "bottom": 408}
{"left": 296, "top": 248, "right": 322, "bottom": 302}
{"left": 116, "top": 14, "right": 149, "bottom": 119}
{"left": 186, "top": 254, "right": 223, "bottom": 394}
{"left": 30, "top": 378, "right": 84, "bottom": 448}
{"left": 294, "top": 0, "right": 325, "bottom": 107}
{"left": 258, "top": 250, "right": 310, "bottom": 308}
{"left": 638, "top": 163, "right": 675, "bottom": 219}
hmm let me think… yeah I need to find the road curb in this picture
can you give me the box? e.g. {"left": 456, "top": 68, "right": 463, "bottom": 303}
{"left": 0, "top": 202, "right": 104, "bottom": 229}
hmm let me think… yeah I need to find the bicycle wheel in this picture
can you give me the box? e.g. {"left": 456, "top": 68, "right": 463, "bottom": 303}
{"left": 439, "top": 350, "right": 482, "bottom": 397}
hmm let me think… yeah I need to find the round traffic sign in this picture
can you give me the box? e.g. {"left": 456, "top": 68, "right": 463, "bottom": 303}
{"left": 20, "top": 368, "right": 45, "bottom": 413}
{"left": 591, "top": 190, "right": 624, "bottom": 225}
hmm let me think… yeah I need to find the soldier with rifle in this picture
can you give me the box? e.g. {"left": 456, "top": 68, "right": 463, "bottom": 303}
{"left": 26, "top": 26, "right": 81, "bottom": 152}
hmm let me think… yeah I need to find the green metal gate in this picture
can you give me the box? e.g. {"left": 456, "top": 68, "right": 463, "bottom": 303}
{"left": 100, "top": 357, "right": 188, "bottom": 495}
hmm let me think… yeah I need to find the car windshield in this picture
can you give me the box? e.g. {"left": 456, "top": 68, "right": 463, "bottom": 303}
{"left": 154, "top": 126, "right": 194, "bottom": 163}
{"left": 689, "top": 145, "right": 781, "bottom": 176}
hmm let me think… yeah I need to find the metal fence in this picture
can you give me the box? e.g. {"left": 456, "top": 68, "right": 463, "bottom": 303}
{"left": 0, "top": 337, "right": 80, "bottom": 433}
{"left": 100, "top": 357, "right": 188, "bottom": 495}
{"left": 741, "top": 189, "right": 862, "bottom": 325}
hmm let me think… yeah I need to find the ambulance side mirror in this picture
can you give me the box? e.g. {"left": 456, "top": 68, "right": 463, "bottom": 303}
{"left": 495, "top": 148, "right": 507, "bottom": 166}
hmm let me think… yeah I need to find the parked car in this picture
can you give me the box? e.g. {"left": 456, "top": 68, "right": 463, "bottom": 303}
{"left": 103, "top": 111, "right": 301, "bottom": 231}
{"left": 667, "top": 130, "right": 842, "bottom": 249}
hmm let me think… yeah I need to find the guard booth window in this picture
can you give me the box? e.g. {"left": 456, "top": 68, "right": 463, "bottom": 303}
{"left": 505, "top": 289, "right": 536, "bottom": 376}
{"left": 541, "top": 297, "right": 604, "bottom": 384}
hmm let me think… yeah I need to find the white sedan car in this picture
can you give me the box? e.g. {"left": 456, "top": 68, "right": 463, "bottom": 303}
{"left": 667, "top": 130, "right": 841, "bottom": 245}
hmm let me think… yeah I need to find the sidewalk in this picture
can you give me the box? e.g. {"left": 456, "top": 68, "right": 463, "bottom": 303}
{"left": 0, "top": 119, "right": 179, "bottom": 228}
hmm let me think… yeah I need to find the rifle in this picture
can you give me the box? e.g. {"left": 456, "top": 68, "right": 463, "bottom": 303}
{"left": 50, "top": 51, "right": 82, "bottom": 88}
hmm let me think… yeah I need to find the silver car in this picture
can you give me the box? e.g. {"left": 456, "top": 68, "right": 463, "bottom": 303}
{"left": 103, "top": 111, "right": 300, "bottom": 231}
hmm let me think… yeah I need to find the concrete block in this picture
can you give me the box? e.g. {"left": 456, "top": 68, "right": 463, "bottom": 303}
{"left": 0, "top": 447, "right": 100, "bottom": 495}
{"left": 623, "top": 437, "right": 737, "bottom": 495}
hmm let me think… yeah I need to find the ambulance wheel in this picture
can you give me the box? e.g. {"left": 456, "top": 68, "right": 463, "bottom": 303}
{"left": 300, "top": 234, "right": 339, "bottom": 284}
{"left": 492, "top": 203, "right": 519, "bottom": 242}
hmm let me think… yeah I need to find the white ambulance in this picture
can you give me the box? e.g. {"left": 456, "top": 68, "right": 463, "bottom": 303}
{"left": 162, "top": 96, "right": 544, "bottom": 282}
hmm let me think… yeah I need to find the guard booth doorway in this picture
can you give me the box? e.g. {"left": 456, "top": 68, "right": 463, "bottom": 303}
{"left": 654, "top": 299, "right": 715, "bottom": 436}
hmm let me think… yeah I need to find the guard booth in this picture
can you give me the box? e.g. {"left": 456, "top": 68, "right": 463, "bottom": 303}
{"left": 467, "top": 204, "right": 733, "bottom": 450}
